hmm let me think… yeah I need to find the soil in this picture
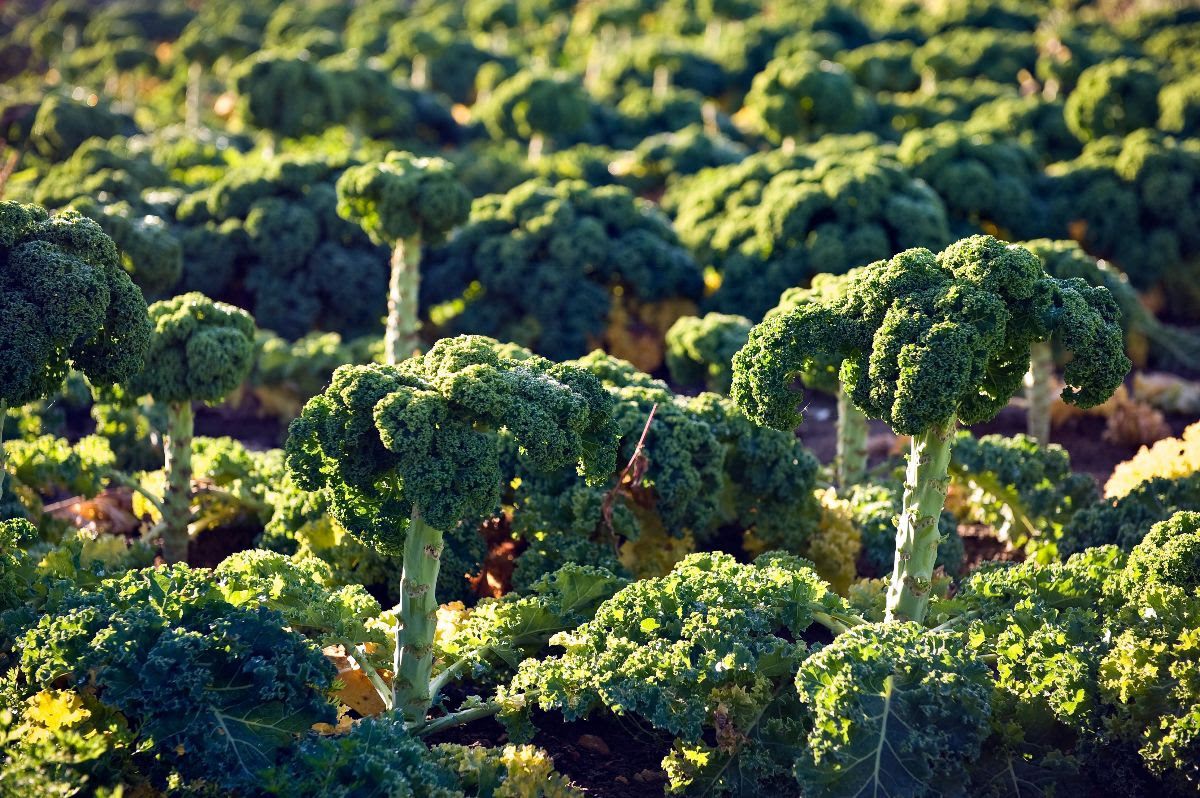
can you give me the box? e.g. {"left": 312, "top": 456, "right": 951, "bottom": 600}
{"left": 427, "top": 705, "right": 675, "bottom": 797}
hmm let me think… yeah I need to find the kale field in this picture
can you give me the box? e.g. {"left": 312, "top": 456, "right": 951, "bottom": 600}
{"left": 3, "top": 0, "right": 1200, "bottom": 795}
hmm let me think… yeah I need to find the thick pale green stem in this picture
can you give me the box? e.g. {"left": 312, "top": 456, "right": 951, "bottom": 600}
{"left": 385, "top": 236, "right": 422, "bottom": 365}
{"left": 185, "top": 62, "right": 202, "bottom": 131}
{"left": 411, "top": 54, "right": 428, "bottom": 90}
{"left": 0, "top": 398, "right": 8, "bottom": 496}
{"left": 336, "top": 639, "right": 392, "bottom": 712}
{"left": 652, "top": 64, "right": 670, "bottom": 98}
{"left": 393, "top": 509, "right": 444, "bottom": 723}
{"left": 1025, "top": 340, "right": 1053, "bottom": 446}
{"left": 885, "top": 419, "right": 956, "bottom": 624}
{"left": 835, "top": 386, "right": 868, "bottom": 490}
{"left": 160, "top": 401, "right": 194, "bottom": 564}
{"left": 527, "top": 133, "right": 545, "bottom": 163}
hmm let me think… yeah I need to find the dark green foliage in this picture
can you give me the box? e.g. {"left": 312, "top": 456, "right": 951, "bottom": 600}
{"left": 914, "top": 28, "right": 1037, "bottom": 83}
{"left": 1042, "top": 130, "right": 1200, "bottom": 309}
{"left": 849, "top": 483, "right": 964, "bottom": 579}
{"left": 1023, "top": 238, "right": 1200, "bottom": 370}
{"left": 336, "top": 151, "right": 470, "bottom": 246}
{"left": 1061, "top": 473, "right": 1200, "bottom": 556}
{"left": 686, "top": 390, "right": 822, "bottom": 552}
{"left": 838, "top": 40, "right": 920, "bottom": 93}
{"left": 285, "top": 336, "right": 619, "bottom": 554}
{"left": 322, "top": 57, "right": 465, "bottom": 145}
{"left": 71, "top": 198, "right": 182, "bottom": 296}
{"left": 877, "top": 79, "right": 1018, "bottom": 139}
{"left": 476, "top": 72, "right": 591, "bottom": 147}
{"left": 509, "top": 352, "right": 821, "bottom": 585}
{"left": 1159, "top": 75, "right": 1200, "bottom": 136}
{"left": 1035, "top": 21, "right": 1133, "bottom": 94}
{"left": 512, "top": 361, "right": 725, "bottom": 543}
{"left": 666, "top": 151, "right": 951, "bottom": 317}
{"left": 597, "top": 39, "right": 730, "bottom": 99}
{"left": 620, "top": 124, "right": 748, "bottom": 193}
{"left": 609, "top": 86, "right": 737, "bottom": 149}
{"left": 437, "top": 564, "right": 626, "bottom": 684}
{"left": 174, "top": 153, "right": 390, "bottom": 340}
{"left": 511, "top": 552, "right": 844, "bottom": 793}
{"left": 27, "top": 93, "right": 133, "bottom": 161}
{"left": 31, "top": 136, "right": 168, "bottom": 210}
{"left": 262, "top": 714, "right": 462, "bottom": 797}
{"left": 249, "top": 330, "right": 375, "bottom": 416}
{"left": 172, "top": 3, "right": 260, "bottom": 69}
{"left": 1140, "top": 18, "right": 1200, "bottom": 77}
{"left": 732, "top": 235, "right": 1129, "bottom": 436}
{"left": 422, "top": 179, "right": 703, "bottom": 359}
{"left": 385, "top": 19, "right": 514, "bottom": 105}
{"left": 949, "top": 431, "right": 1098, "bottom": 553}
{"left": 20, "top": 565, "right": 337, "bottom": 791}
{"left": 743, "top": 51, "right": 868, "bottom": 143}
{"left": 0, "top": 201, "right": 152, "bottom": 407}
{"left": 665, "top": 313, "right": 751, "bottom": 394}
{"left": 233, "top": 51, "right": 341, "bottom": 140}
{"left": 1065, "top": 58, "right": 1163, "bottom": 142}
{"left": 794, "top": 623, "right": 992, "bottom": 798}
{"left": 854, "top": 0, "right": 1038, "bottom": 37}
{"left": 261, "top": 467, "right": 484, "bottom": 605}
{"left": 125, "top": 292, "right": 256, "bottom": 404}
{"left": 966, "top": 95, "right": 1080, "bottom": 163}
{"left": 1109, "top": 511, "right": 1200, "bottom": 603}
{"left": 897, "top": 122, "right": 1043, "bottom": 237}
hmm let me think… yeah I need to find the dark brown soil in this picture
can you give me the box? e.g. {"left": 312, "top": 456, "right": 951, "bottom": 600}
{"left": 427, "top": 707, "right": 675, "bottom": 797}
{"left": 186, "top": 521, "right": 262, "bottom": 568}
{"left": 959, "top": 522, "right": 1024, "bottom": 571}
{"left": 195, "top": 403, "right": 285, "bottom": 451}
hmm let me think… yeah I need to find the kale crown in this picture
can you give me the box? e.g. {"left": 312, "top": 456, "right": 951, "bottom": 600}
{"left": 125, "top": 292, "right": 257, "bottom": 404}
{"left": 732, "top": 235, "right": 1130, "bottom": 436}
{"left": 335, "top": 151, "right": 471, "bottom": 246}
{"left": 0, "top": 201, "right": 151, "bottom": 406}
{"left": 284, "top": 335, "right": 620, "bottom": 553}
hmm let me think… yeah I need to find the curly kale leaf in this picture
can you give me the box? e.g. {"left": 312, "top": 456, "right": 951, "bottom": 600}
{"left": 0, "top": 202, "right": 151, "bottom": 406}
{"left": 262, "top": 713, "right": 462, "bottom": 797}
{"left": 794, "top": 623, "right": 992, "bottom": 798}
{"left": 20, "top": 565, "right": 336, "bottom": 790}
{"left": 732, "top": 235, "right": 1129, "bottom": 436}
{"left": 511, "top": 552, "right": 839, "bottom": 743}
{"left": 437, "top": 564, "right": 626, "bottom": 682}
{"left": 285, "top": 336, "right": 618, "bottom": 553}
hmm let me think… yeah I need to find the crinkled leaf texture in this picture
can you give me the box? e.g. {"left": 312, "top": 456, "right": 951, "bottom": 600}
{"left": 793, "top": 623, "right": 992, "bottom": 798}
